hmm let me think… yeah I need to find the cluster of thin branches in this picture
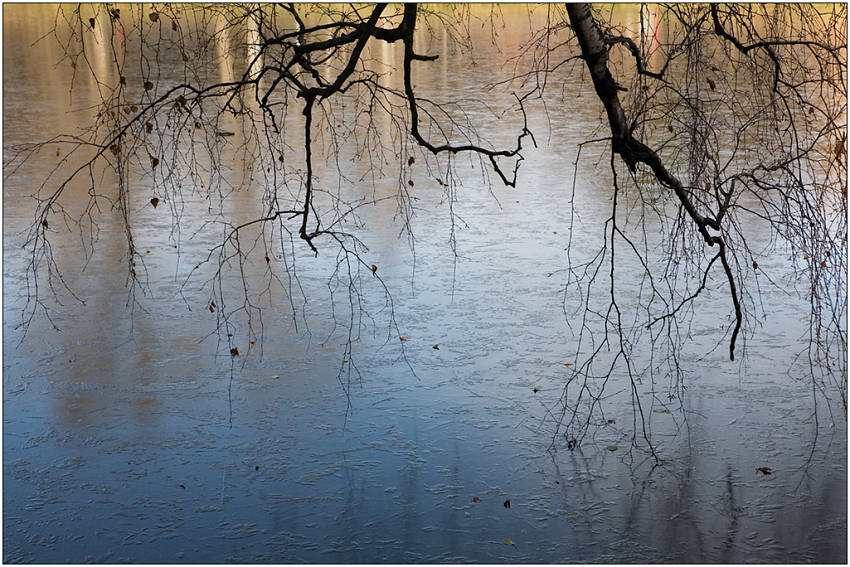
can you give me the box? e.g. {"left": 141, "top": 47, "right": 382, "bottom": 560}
{"left": 8, "top": 4, "right": 530, "bottom": 381}
{"left": 519, "top": 4, "right": 846, "bottom": 458}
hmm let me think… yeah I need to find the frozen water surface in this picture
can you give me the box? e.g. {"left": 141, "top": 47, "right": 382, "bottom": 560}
{"left": 3, "top": 5, "right": 846, "bottom": 563}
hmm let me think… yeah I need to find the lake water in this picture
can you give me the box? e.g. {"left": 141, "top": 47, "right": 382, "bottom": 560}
{"left": 3, "top": 5, "right": 846, "bottom": 563}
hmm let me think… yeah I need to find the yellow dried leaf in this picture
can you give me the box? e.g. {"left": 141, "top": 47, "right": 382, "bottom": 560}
{"left": 505, "top": 538, "right": 515, "bottom": 546}
{"left": 400, "top": 336, "right": 408, "bottom": 341}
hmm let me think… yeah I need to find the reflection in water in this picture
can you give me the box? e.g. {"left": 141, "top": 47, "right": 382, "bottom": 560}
{"left": 3, "top": 4, "right": 846, "bottom": 564}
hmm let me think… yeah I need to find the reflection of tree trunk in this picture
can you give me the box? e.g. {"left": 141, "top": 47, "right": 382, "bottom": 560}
{"left": 567, "top": 3, "right": 742, "bottom": 360}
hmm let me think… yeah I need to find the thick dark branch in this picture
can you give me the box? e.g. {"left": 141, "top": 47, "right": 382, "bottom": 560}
{"left": 567, "top": 2, "right": 741, "bottom": 360}
{"left": 305, "top": 4, "right": 387, "bottom": 99}
{"left": 604, "top": 35, "right": 664, "bottom": 80}
{"left": 710, "top": 4, "right": 845, "bottom": 65}
{"left": 299, "top": 95, "right": 318, "bottom": 254}
{"left": 399, "top": 4, "right": 533, "bottom": 187}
